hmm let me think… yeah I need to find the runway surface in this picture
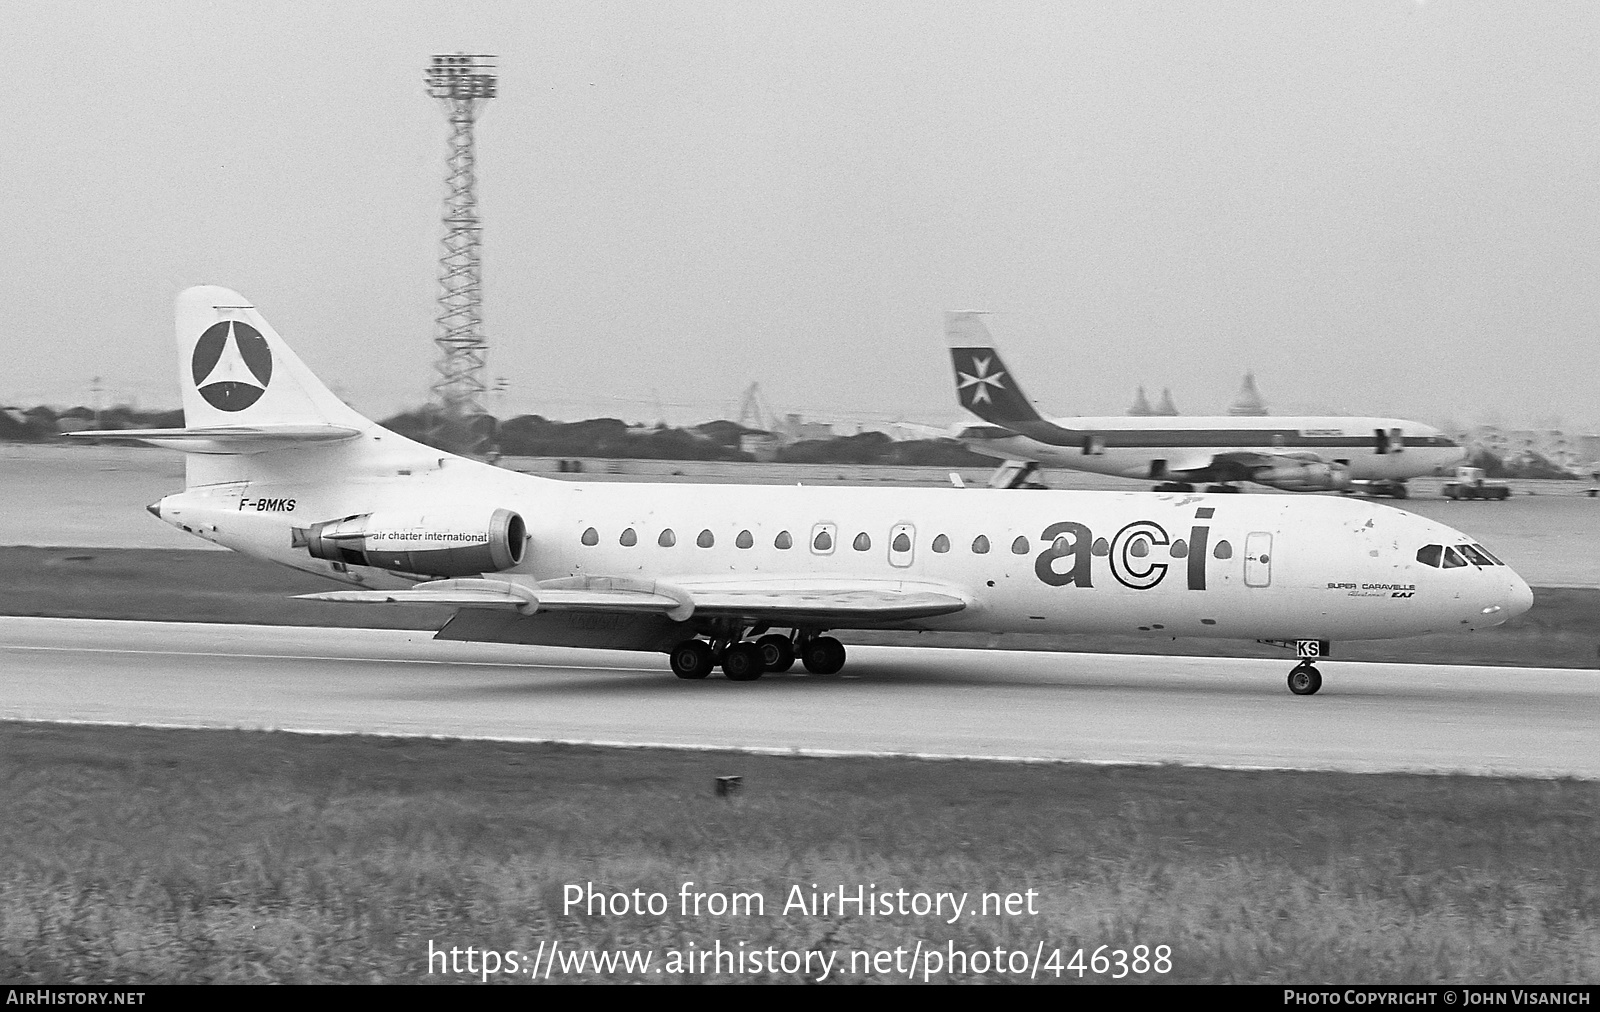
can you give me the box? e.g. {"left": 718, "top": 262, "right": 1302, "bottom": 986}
{"left": 4, "top": 617, "right": 1596, "bottom": 778}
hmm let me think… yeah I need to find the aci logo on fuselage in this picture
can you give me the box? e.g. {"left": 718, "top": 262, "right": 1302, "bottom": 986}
{"left": 193, "top": 320, "right": 272, "bottom": 412}
{"left": 1034, "top": 515, "right": 1216, "bottom": 592}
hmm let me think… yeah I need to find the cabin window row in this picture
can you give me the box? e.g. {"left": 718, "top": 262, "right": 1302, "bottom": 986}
{"left": 578, "top": 526, "right": 1235, "bottom": 560}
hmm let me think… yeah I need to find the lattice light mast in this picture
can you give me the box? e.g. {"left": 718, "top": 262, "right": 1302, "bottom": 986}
{"left": 424, "top": 53, "right": 497, "bottom": 436}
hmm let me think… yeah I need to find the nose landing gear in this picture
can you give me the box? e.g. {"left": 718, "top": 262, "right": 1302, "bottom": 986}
{"left": 1287, "top": 662, "right": 1323, "bottom": 696}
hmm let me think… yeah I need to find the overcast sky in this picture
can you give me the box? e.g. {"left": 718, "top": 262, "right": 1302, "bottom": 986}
{"left": 3, "top": 2, "right": 1596, "bottom": 431}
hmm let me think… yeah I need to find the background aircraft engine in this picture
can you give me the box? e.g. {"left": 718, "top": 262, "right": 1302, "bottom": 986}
{"left": 1253, "top": 461, "right": 1353, "bottom": 492}
{"left": 298, "top": 507, "right": 527, "bottom": 576}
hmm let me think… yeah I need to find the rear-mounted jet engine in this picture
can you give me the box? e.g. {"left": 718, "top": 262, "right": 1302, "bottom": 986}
{"left": 295, "top": 507, "right": 526, "bottom": 577}
{"left": 1253, "top": 460, "right": 1352, "bottom": 493}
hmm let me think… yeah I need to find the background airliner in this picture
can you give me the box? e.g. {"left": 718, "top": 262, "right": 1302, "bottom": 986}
{"left": 945, "top": 312, "right": 1465, "bottom": 496}
{"left": 76, "top": 288, "right": 1528, "bottom": 695}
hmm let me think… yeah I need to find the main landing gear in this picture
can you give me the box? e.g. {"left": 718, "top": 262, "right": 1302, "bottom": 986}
{"left": 667, "top": 629, "right": 847, "bottom": 681}
{"left": 1287, "top": 661, "right": 1323, "bottom": 696}
{"left": 1204, "top": 483, "right": 1241, "bottom": 493}
{"left": 1152, "top": 481, "right": 1195, "bottom": 492}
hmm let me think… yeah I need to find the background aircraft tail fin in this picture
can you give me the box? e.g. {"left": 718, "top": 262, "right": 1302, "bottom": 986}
{"left": 944, "top": 311, "right": 1046, "bottom": 425}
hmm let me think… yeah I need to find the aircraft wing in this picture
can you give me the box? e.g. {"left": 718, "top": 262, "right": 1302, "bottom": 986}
{"left": 681, "top": 583, "right": 969, "bottom": 624}
{"left": 1210, "top": 449, "right": 1329, "bottom": 470}
{"left": 299, "top": 575, "right": 968, "bottom": 625}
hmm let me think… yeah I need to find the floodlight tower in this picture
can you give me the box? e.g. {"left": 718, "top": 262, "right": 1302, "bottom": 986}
{"left": 424, "top": 53, "right": 497, "bottom": 446}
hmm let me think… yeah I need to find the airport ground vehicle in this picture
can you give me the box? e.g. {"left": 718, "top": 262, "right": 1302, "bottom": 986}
{"left": 1441, "top": 467, "right": 1511, "bottom": 500}
{"left": 76, "top": 287, "right": 1531, "bottom": 695}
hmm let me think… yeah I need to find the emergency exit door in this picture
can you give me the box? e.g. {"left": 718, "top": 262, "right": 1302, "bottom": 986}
{"left": 1244, "top": 532, "right": 1273, "bottom": 587}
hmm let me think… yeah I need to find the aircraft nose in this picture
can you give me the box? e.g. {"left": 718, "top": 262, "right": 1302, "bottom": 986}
{"left": 1506, "top": 571, "right": 1534, "bottom": 619}
{"left": 1475, "top": 569, "right": 1533, "bottom": 629}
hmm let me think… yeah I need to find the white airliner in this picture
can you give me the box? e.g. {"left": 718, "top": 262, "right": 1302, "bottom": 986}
{"left": 945, "top": 313, "right": 1465, "bottom": 496}
{"left": 76, "top": 288, "right": 1531, "bottom": 696}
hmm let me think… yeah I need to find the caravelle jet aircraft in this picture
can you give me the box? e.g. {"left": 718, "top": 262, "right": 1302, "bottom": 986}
{"left": 77, "top": 288, "right": 1530, "bottom": 695}
{"left": 945, "top": 312, "right": 1465, "bottom": 497}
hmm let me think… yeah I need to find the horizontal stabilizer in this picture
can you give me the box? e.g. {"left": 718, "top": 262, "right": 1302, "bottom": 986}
{"left": 69, "top": 423, "right": 362, "bottom": 454}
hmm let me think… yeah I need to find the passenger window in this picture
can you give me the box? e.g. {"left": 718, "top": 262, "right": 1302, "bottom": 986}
{"left": 853, "top": 532, "right": 871, "bottom": 551}
{"left": 619, "top": 528, "right": 637, "bottom": 547}
{"left": 972, "top": 535, "right": 990, "bottom": 554}
{"left": 1442, "top": 546, "right": 1466, "bottom": 569}
{"left": 932, "top": 534, "right": 950, "bottom": 553}
{"left": 736, "top": 530, "right": 753, "bottom": 549}
{"left": 1011, "top": 536, "right": 1029, "bottom": 555}
{"left": 1170, "top": 539, "right": 1188, "bottom": 558}
{"left": 581, "top": 527, "right": 598, "bottom": 546}
{"left": 658, "top": 529, "right": 676, "bottom": 547}
{"left": 893, "top": 532, "right": 911, "bottom": 553}
{"left": 1092, "top": 538, "right": 1110, "bottom": 557}
{"left": 1416, "top": 545, "right": 1442, "bottom": 568}
{"left": 1213, "top": 540, "right": 1233, "bottom": 560}
{"left": 1129, "top": 538, "right": 1149, "bottom": 558}
{"left": 810, "top": 524, "right": 837, "bottom": 554}
{"left": 775, "top": 531, "right": 792, "bottom": 550}
{"left": 697, "top": 529, "right": 714, "bottom": 548}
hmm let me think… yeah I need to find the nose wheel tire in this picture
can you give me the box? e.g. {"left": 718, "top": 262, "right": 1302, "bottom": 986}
{"left": 1287, "top": 663, "right": 1323, "bottom": 696}
{"left": 670, "top": 639, "right": 715, "bottom": 680}
{"left": 722, "top": 642, "right": 766, "bottom": 681}
{"left": 756, "top": 634, "right": 795, "bottom": 673}
{"left": 801, "top": 636, "right": 847, "bottom": 675}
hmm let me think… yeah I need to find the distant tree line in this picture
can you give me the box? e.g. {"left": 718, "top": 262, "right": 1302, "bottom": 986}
{"left": 383, "top": 410, "right": 991, "bottom": 466}
{"left": 1, "top": 402, "right": 1060, "bottom": 470}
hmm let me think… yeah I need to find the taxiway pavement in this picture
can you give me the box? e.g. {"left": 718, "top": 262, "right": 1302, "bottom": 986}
{"left": 3, "top": 617, "right": 1595, "bottom": 778}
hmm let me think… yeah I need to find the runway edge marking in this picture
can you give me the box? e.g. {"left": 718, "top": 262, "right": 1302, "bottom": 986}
{"left": 3, "top": 717, "right": 1593, "bottom": 782}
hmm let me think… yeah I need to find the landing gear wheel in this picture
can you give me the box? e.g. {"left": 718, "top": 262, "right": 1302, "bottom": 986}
{"left": 756, "top": 634, "right": 795, "bottom": 673}
{"left": 801, "top": 636, "right": 847, "bottom": 675}
{"left": 722, "top": 642, "right": 765, "bottom": 681}
{"left": 1153, "top": 481, "right": 1197, "bottom": 493}
{"left": 1204, "top": 484, "right": 1240, "bottom": 494}
{"left": 1287, "top": 663, "right": 1323, "bottom": 696}
{"left": 670, "top": 639, "right": 715, "bottom": 680}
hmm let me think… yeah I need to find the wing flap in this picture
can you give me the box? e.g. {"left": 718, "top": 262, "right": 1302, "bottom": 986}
{"left": 691, "top": 587, "right": 967, "bottom": 623}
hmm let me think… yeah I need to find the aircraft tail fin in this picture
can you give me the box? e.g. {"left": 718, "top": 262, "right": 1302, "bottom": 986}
{"left": 173, "top": 286, "right": 373, "bottom": 432}
{"left": 944, "top": 311, "right": 1046, "bottom": 425}
{"left": 71, "top": 286, "right": 442, "bottom": 487}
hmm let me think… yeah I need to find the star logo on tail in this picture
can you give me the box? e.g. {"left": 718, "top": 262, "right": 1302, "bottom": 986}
{"left": 957, "top": 355, "right": 1007, "bottom": 405}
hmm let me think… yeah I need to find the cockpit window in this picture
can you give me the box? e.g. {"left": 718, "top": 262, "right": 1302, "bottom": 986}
{"left": 1416, "top": 545, "right": 1442, "bottom": 568}
{"left": 1441, "top": 546, "right": 1467, "bottom": 569}
{"left": 1458, "top": 544, "right": 1497, "bottom": 567}
{"left": 1474, "top": 545, "right": 1505, "bottom": 566}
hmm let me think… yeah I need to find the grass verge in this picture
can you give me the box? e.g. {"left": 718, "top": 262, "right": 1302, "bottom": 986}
{"left": 1, "top": 722, "right": 1596, "bottom": 984}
